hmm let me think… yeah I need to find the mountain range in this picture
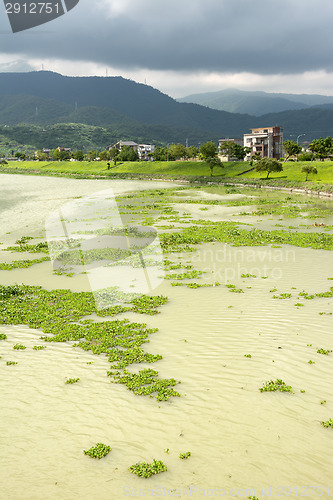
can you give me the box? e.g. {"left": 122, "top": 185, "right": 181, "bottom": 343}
{"left": 177, "top": 88, "right": 333, "bottom": 116}
{"left": 0, "top": 71, "right": 333, "bottom": 152}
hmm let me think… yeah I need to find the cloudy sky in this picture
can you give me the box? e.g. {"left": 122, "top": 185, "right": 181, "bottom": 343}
{"left": 1, "top": 0, "right": 333, "bottom": 98}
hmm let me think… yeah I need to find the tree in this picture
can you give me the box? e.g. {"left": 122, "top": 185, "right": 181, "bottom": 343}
{"left": 301, "top": 165, "right": 317, "bottom": 181}
{"left": 73, "top": 150, "right": 84, "bottom": 161}
{"left": 308, "top": 137, "right": 333, "bottom": 161}
{"left": 87, "top": 150, "right": 98, "bottom": 161}
{"left": 249, "top": 152, "right": 261, "bottom": 166}
{"left": 15, "top": 152, "right": 26, "bottom": 160}
{"left": 99, "top": 150, "right": 111, "bottom": 161}
{"left": 283, "top": 140, "right": 302, "bottom": 161}
{"left": 233, "top": 144, "right": 250, "bottom": 161}
{"left": 109, "top": 148, "right": 119, "bottom": 165}
{"left": 255, "top": 157, "right": 283, "bottom": 179}
{"left": 58, "top": 150, "right": 71, "bottom": 161}
{"left": 168, "top": 143, "right": 187, "bottom": 160}
{"left": 118, "top": 145, "right": 138, "bottom": 161}
{"left": 200, "top": 141, "right": 217, "bottom": 160}
{"left": 35, "top": 150, "right": 48, "bottom": 161}
{"left": 206, "top": 156, "right": 223, "bottom": 177}
{"left": 152, "top": 146, "right": 167, "bottom": 161}
{"left": 187, "top": 146, "right": 199, "bottom": 159}
{"left": 219, "top": 140, "right": 235, "bottom": 158}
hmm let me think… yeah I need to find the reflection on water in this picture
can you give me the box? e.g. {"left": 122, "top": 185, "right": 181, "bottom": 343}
{"left": 0, "top": 175, "right": 332, "bottom": 499}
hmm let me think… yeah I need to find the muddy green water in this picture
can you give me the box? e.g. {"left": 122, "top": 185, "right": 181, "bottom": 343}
{"left": 0, "top": 175, "right": 332, "bottom": 500}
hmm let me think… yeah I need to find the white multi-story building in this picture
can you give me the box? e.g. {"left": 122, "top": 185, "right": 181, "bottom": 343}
{"left": 138, "top": 144, "right": 155, "bottom": 160}
{"left": 243, "top": 126, "right": 283, "bottom": 160}
{"left": 108, "top": 141, "right": 155, "bottom": 160}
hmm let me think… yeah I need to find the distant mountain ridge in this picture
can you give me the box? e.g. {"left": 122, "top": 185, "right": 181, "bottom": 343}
{"left": 0, "top": 72, "right": 333, "bottom": 148}
{"left": 177, "top": 88, "right": 333, "bottom": 116}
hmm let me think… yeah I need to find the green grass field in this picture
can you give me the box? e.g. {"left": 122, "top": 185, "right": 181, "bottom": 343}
{"left": 2, "top": 159, "right": 333, "bottom": 186}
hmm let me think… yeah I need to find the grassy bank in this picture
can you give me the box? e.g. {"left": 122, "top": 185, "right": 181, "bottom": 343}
{"left": 1, "top": 159, "right": 333, "bottom": 192}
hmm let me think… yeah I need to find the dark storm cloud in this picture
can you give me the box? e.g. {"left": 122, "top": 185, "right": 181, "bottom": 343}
{"left": 1, "top": 0, "right": 332, "bottom": 75}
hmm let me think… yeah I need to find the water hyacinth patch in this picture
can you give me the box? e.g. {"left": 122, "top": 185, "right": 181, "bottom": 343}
{"left": 259, "top": 379, "right": 293, "bottom": 393}
{"left": 83, "top": 443, "right": 111, "bottom": 459}
{"left": 0, "top": 284, "right": 180, "bottom": 401}
{"left": 317, "top": 348, "right": 332, "bottom": 355}
{"left": 129, "top": 459, "right": 167, "bottom": 478}
{"left": 13, "top": 344, "right": 26, "bottom": 350}
{"left": 321, "top": 419, "right": 333, "bottom": 429}
{"left": 65, "top": 378, "right": 80, "bottom": 384}
{"left": 179, "top": 451, "right": 191, "bottom": 459}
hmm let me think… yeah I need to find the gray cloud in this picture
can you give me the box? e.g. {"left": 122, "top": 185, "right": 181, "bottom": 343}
{"left": 1, "top": 0, "right": 332, "bottom": 75}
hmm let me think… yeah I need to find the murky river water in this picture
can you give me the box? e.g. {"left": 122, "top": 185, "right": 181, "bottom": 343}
{"left": 0, "top": 174, "right": 332, "bottom": 499}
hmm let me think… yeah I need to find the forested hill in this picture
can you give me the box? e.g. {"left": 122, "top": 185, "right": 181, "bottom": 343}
{"left": 0, "top": 71, "right": 333, "bottom": 144}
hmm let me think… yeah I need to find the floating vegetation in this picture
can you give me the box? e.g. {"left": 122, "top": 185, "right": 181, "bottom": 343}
{"left": 6, "top": 361, "right": 18, "bottom": 365}
{"left": 259, "top": 379, "right": 293, "bottom": 393}
{"left": 13, "top": 343, "right": 26, "bottom": 350}
{"left": 33, "top": 345, "right": 47, "bottom": 350}
{"left": 317, "top": 348, "right": 332, "bottom": 355}
{"left": 83, "top": 443, "right": 111, "bottom": 459}
{"left": 6, "top": 239, "right": 49, "bottom": 253}
{"left": 308, "top": 360, "right": 315, "bottom": 364}
{"left": 0, "top": 257, "right": 50, "bottom": 270}
{"left": 0, "top": 285, "right": 24, "bottom": 300}
{"left": 273, "top": 293, "right": 291, "bottom": 299}
{"left": 109, "top": 368, "right": 180, "bottom": 401}
{"left": 0, "top": 333, "right": 7, "bottom": 340}
{"left": 165, "top": 270, "right": 204, "bottom": 280}
{"left": 321, "top": 419, "right": 333, "bottom": 429}
{"left": 0, "top": 284, "right": 179, "bottom": 401}
{"left": 244, "top": 354, "right": 252, "bottom": 358}
{"left": 65, "top": 378, "right": 80, "bottom": 384}
{"left": 129, "top": 459, "right": 167, "bottom": 478}
{"left": 160, "top": 220, "right": 333, "bottom": 252}
{"left": 225, "top": 284, "right": 244, "bottom": 293}
{"left": 179, "top": 451, "right": 191, "bottom": 459}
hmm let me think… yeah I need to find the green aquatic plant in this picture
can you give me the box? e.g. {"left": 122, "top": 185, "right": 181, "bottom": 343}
{"left": 244, "top": 354, "right": 252, "bottom": 358}
{"left": 65, "top": 377, "right": 80, "bottom": 384}
{"left": 321, "top": 419, "right": 333, "bottom": 429}
{"left": 0, "top": 333, "right": 7, "bottom": 340}
{"left": 259, "top": 379, "right": 293, "bottom": 393}
{"left": 6, "top": 361, "right": 18, "bottom": 365}
{"left": 83, "top": 443, "right": 111, "bottom": 459}
{"left": 273, "top": 293, "right": 291, "bottom": 299}
{"left": 33, "top": 345, "right": 47, "bottom": 350}
{"left": 308, "top": 360, "right": 315, "bottom": 364}
{"left": 179, "top": 451, "right": 191, "bottom": 459}
{"left": 225, "top": 284, "right": 244, "bottom": 293}
{"left": 129, "top": 459, "right": 167, "bottom": 478}
{"left": 317, "top": 348, "right": 332, "bottom": 355}
{"left": 13, "top": 343, "right": 26, "bottom": 350}
{"left": 0, "top": 284, "right": 179, "bottom": 401}
{"left": 0, "top": 257, "right": 49, "bottom": 270}
{"left": 0, "top": 285, "right": 24, "bottom": 299}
